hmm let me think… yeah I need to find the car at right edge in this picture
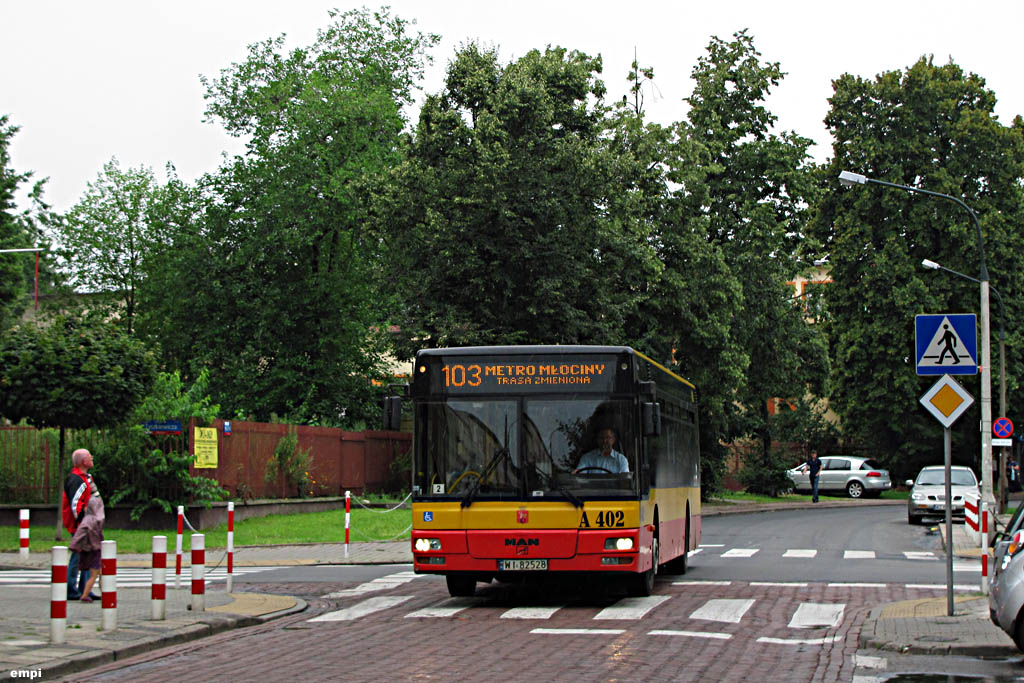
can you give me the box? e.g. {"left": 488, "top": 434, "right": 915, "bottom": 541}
{"left": 905, "top": 465, "right": 979, "bottom": 525}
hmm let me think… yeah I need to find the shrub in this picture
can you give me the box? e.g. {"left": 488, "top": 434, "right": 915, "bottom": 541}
{"left": 265, "top": 427, "right": 311, "bottom": 498}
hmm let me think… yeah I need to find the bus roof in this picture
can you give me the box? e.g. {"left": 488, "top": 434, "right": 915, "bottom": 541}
{"left": 416, "top": 345, "right": 636, "bottom": 358}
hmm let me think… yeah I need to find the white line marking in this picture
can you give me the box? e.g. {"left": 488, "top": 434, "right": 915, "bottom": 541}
{"left": 721, "top": 548, "right": 759, "bottom": 558}
{"left": 752, "top": 582, "right": 808, "bottom": 587}
{"left": 309, "top": 595, "right": 413, "bottom": 621}
{"left": 699, "top": 544, "right": 725, "bottom": 547}
{"left": 322, "top": 571, "right": 425, "bottom": 598}
{"left": 649, "top": 630, "right": 731, "bottom": 640}
{"left": 594, "top": 595, "right": 670, "bottom": 620}
{"left": 905, "top": 584, "right": 979, "bottom": 591}
{"left": 501, "top": 606, "right": 563, "bottom": 619}
{"left": 673, "top": 580, "right": 732, "bottom": 586}
{"left": 783, "top": 549, "right": 817, "bottom": 558}
{"left": 687, "top": 548, "right": 703, "bottom": 557}
{"left": 903, "top": 552, "right": 937, "bottom": 561}
{"left": 690, "top": 598, "right": 755, "bottom": 623}
{"left": 844, "top": 550, "right": 875, "bottom": 559}
{"left": 531, "top": 628, "right": 625, "bottom": 635}
{"left": 405, "top": 597, "right": 479, "bottom": 618}
{"left": 828, "top": 583, "right": 886, "bottom": 588}
{"left": 757, "top": 635, "right": 845, "bottom": 645}
{"left": 853, "top": 654, "right": 887, "bottom": 669}
{"left": 788, "top": 602, "right": 845, "bottom": 629}
{"left": 953, "top": 561, "right": 981, "bottom": 573}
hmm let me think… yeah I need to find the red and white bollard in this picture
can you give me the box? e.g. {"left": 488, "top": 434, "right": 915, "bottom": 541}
{"left": 982, "top": 502, "right": 991, "bottom": 594}
{"left": 191, "top": 533, "right": 205, "bottom": 612}
{"left": 50, "top": 546, "right": 68, "bottom": 644}
{"left": 226, "top": 502, "right": 235, "bottom": 593}
{"left": 101, "top": 539, "right": 117, "bottom": 631}
{"left": 175, "top": 505, "right": 184, "bottom": 589}
{"left": 152, "top": 535, "right": 167, "bottom": 620}
{"left": 345, "top": 490, "right": 351, "bottom": 559}
{"left": 19, "top": 509, "right": 29, "bottom": 558}
{"left": 982, "top": 552, "right": 990, "bottom": 595}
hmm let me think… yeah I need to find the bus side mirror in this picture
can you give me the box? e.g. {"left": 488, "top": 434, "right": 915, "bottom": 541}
{"left": 643, "top": 402, "right": 661, "bottom": 437}
{"left": 383, "top": 396, "right": 403, "bottom": 431}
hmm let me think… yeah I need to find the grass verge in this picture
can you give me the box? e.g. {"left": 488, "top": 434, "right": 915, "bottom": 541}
{"left": 0, "top": 507, "right": 412, "bottom": 555}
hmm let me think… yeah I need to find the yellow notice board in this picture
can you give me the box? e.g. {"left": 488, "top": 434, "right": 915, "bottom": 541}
{"left": 194, "top": 427, "right": 219, "bottom": 469}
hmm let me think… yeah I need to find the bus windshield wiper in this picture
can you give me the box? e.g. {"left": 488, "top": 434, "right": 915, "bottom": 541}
{"left": 461, "top": 446, "right": 511, "bottom": 508}
{"left": 556, "top": 484, "right": 583, "bottom": 508}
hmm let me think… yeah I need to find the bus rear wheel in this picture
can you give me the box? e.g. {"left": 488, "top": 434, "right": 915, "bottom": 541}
{"left": 446, "top": 574, "right": 476, "bottom": 597}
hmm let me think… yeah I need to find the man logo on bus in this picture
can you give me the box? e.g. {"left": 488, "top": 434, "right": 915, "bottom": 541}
{"left": 517, "top": 509, "right": 529, "bottom": 524}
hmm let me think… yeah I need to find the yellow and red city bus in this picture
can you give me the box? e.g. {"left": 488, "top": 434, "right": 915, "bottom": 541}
{"left": 394, "top": 345, "right": 700, "bottom": 597}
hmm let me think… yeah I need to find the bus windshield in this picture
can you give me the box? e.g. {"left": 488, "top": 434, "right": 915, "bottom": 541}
{"left": 414, "top": 397, "right": 637, "bottom": 501}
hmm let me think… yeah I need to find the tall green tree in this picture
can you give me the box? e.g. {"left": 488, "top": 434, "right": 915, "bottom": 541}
{"left": 377, "top": 43, "right": 659, "bottom": 353}
{"left": 0, "top": 313, "right": 156, "bottom": 537}
{"left": 138, "top": 8, "right": 438, "bottom": 425}
{"left": 53, "top": 158, "right": 161, "bottom": 333}
{"left": 636, "top": 32, "right": 827, "bottom": 491}
{"left": 808, "top": 57, "right": 1024, "bottom": 479}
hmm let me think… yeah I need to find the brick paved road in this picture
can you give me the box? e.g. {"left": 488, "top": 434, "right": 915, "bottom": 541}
{"left": 71, "top": 575, "right": 943, "bottom": 682}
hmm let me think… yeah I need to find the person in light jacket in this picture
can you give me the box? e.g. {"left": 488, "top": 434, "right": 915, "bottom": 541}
{"left": 69, "top": 494, "right": 104, "bottom": 602}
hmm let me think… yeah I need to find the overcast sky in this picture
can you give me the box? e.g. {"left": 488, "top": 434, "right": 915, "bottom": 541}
{"left": 2, "top": 1, "right": 1022, "bottom": 214}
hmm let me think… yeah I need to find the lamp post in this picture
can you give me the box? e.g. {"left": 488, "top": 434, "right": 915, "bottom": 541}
{"left": 923, "top": 258, "right": 1010, "bottom": 512}
{"left": 838, "top": 170, "right": 995, "bottom": 507}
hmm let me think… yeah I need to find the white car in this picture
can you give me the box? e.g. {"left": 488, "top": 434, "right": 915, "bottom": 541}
{"left": 786, "top": 455, "right": 892, "bottom": 499}
{"left": 906, "top": 465, "right": 979, "bottom": 525}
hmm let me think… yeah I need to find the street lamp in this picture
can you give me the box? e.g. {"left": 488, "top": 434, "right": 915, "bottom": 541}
{"left": 839, "top": 170, "right": 995, "bottom": 507}
{"left": 923, "top": 258, "right": 1011, "bottom": 512}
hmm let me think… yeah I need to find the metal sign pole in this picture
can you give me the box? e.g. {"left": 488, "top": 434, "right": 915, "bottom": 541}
{"left": 945, "top": 426, "right": 954, "bottom": 616}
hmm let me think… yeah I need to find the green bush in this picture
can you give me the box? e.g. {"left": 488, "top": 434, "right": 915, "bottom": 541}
{"left": 739, "top": 446, "right": 795, "bottom": 497}
{"left": 265, "top": 427, "right": 311, "bottom": 498}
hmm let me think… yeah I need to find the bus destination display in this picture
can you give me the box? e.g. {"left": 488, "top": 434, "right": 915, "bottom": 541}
{"left": 436, "top": 358, "right": 617, "bottom": 393}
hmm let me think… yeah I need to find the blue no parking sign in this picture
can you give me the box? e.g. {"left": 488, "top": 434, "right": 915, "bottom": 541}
{"left": 915, "top": 314, "right": 978, "bottom": 376}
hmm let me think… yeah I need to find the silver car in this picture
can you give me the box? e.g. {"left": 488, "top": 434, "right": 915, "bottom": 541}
{"left": 990, "top": 528, "right": 1024, "bottom": 651}
{"left": 786, "top": 455, "right": 892, "bottom": 499}
{"left": 905, "top": 465, "right": 979, "bottom": 525}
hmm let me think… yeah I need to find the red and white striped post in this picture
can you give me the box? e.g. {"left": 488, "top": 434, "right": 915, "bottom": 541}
{"left": 191, "top": 533, "right": 205, "bottom": 612}
{"left": 152, "top": 535, "right": 167, "bottom": 620}
{"left": 226, "top": 502, "right": 235, "bottom": 593}
{"left": 19, "top": 509, "right": 29, "bottom": 558}
{"left": 175, "top": 505, "right": 184, "bottom": 589}
{"left": 345, "top": 491, "right": 351, "bottom": 558}
{"left": 101, "top": 539, "right": 117, "bottom": 631}
{"left": 981, "top": 501, "right": 991, "bottom": 594}
{"left": 50, "top": 546, "right": 68, "bottom": 644}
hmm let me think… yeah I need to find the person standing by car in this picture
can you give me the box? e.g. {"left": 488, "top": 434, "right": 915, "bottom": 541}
{"left": 807, "top": 451, "right": 822, "bottom": 503}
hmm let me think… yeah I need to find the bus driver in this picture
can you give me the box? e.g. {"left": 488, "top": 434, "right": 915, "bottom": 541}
{"left": 575, "top": 427, "right": 629, "bottom": 474}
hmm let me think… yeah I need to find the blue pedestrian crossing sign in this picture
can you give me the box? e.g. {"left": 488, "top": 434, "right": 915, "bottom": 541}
{"left": 915, "top": 314, "right": 977, "bottom": 376}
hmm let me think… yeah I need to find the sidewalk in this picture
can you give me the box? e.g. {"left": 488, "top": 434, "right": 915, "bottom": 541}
{"left": 0, "top": 541, "right": 413, "bottom": 680}
{"left": 0, "top": 500, "right": 1018, "bottom": 679}
{"left": 857, "top": 516, "right": 1017, "bottom": 656}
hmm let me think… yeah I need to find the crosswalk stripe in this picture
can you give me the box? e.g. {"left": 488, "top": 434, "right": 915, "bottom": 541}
{"left": 844, "top": 550, "right": 875, "bottom": 559}
{"left": 593, "top": 595, "right": 670, "bottom": 620}
{"left": 309, "top": 595, "right": 413, "bottom": 622}
{"left": 405, "top": 597, "right": 479, "bottom": 618}
{"left": 690, "top": 598, "right": 755, "bottom": 624}
{"left": 721, "top": 548, "right": 759, "bottom": 558}
{"left": 788, "top": 602, "right": 844, "bottom": 629}
{"left": 903, "top": 551, "right": 937, "bottom": 561}
{"left": 783, "top": 549, "right": 817, "bottom": 558}
{"left": 501, "top": 606, "right": 564, "bottom": 619}
{"left": 953, "top": 561, "right": 980, "bottom": 573}
{"left": 673, "top": 580, "right": 731, "bottom": 586}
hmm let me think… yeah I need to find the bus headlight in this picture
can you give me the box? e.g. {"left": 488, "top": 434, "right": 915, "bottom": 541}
{"left": 604, "top": 537, "right": 634, "bottom": 551}
{"left": 415, "top": 538, "right": 441, "bottom": 552}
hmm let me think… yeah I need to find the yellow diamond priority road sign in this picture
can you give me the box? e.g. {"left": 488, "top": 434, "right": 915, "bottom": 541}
{"left": 920, "top": 374, "right": 975, "bottom": 428}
